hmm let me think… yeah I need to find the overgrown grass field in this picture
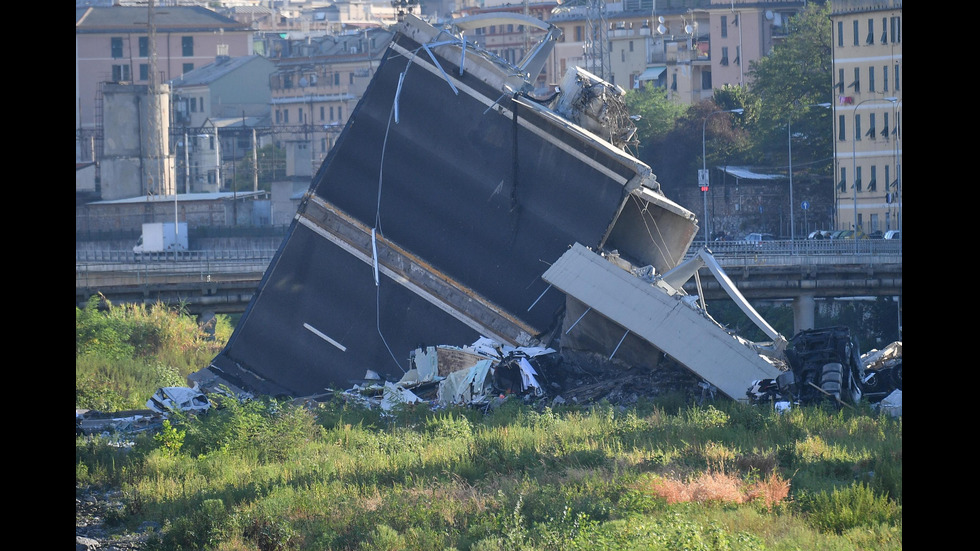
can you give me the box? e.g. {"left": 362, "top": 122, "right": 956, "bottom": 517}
{"left": 76, "top": 297, "right": 902, "bottom": 550}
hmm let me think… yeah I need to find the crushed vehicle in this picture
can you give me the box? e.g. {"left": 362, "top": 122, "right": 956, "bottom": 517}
{"left": 747, "top": 331, "right": 902, "bottom": 412}
{"left": 145, "top": 386, "right": 211, "bottom": 415}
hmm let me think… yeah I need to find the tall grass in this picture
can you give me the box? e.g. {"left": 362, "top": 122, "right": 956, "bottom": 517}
{"left": 76, "top": 301, "right": 902, "bottom": 550}
{"left": 75, "top": 294, "right": 233, "bottom": 410}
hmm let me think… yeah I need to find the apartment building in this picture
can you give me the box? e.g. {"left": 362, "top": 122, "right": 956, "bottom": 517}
{"left": 476, "top": 0, "right": 802, "bottom": 105}
{"left": 169, "top": 55, "right": 277, "bottom": 194}
{"left": 76, "top": 5, "right": 253, "bottom": 152}
{"left": 830, "top": 0, "right": 902, "bottom": 234}
{"left": 266, "top": 27, "right": 395, "bottom": 178}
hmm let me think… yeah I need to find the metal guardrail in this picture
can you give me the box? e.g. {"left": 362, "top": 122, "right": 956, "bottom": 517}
{"left": 76, "top": 240, "right": 902, "bottom": 276}
{"left": 75, "top": 242, "right": 902, "bottom": 311}
{"left": 684, "top": 239, "right": 902, "bottom": 266}
{"left": 75, "top": 249, "right": 280, "bottom": 264}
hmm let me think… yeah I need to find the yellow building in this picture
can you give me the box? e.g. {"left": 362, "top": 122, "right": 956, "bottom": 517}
{"left": 830, "top": 0, "right": 902, "bottom": 234}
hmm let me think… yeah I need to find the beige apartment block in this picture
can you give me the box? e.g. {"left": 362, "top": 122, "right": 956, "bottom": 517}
{"left": 76, "top": 5, "right": 253, "bottom": 149}
{"left": 268, "top": 28, "right": 395, "bottom": 177}
{"left": 830, "top": 0, "right": 902, "bottom": 235}
{"left": 512, "top": 1, "right": 803, "bottom": 105}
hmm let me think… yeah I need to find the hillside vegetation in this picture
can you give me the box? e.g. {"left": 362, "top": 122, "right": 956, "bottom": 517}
{"left": 76, "top": 297, "right": 901, "bottom": 550}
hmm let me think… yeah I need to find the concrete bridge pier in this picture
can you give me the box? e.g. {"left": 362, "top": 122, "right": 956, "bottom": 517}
{"left": 792, "top": 293, "right": 816, "bottom": 335}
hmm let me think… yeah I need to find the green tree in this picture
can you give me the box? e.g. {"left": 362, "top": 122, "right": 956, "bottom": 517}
{"left": 649, "top": 97, "right": 750, "bottom": 216}
{"left": 230, "top": 143, "right": 287, "bottom": 193}
{"left": 623, "top": 86, "right": 686, "bottom": 162}
{"left": 745, "top": 1, "right": 834, "bottom": 168}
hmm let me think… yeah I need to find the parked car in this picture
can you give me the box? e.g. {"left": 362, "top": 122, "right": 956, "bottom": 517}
{"left": 867, "top": 230, "right": 884, "bottom": 239}
{"left": 743, "top": 232, "right": 776, "bottom": 245}
{"left": 883, "top": 230, "right": 901, "bottom": 240}
{"left": 807, "top": 230, "right": 832, "bottom": 240}
{"left": 831, "top": 229, "right": 869, "bottom": 240}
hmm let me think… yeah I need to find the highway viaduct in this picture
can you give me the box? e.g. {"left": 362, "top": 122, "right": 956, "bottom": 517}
{"left": 75, "top": 241, "right": 902, "bottom": 335}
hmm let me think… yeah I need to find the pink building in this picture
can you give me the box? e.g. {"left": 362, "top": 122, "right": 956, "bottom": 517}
{"left": 76, "top": 5, "right": 253, "bottom": 137}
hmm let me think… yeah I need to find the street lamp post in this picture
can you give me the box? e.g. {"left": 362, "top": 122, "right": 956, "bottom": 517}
{"left": 787, "top": 103, "right": 831, "bottom": 252}
{"left": 851, "top": 97, "right": 897, "bottom": 249}
{"left": 701, "top": 108, "right": 743, "bottom": 247}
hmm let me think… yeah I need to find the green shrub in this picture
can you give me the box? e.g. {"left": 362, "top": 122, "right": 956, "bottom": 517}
{"left": 159, "top": 498, "right": 232, "bottom": 549}
{"left": 154, "top": 419, "right": 185, "bottom": 456}
{"left": 798, "top": 482, "right": 902, "bottom": 534}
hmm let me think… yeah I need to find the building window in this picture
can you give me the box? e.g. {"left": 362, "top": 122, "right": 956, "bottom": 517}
{"left": 629, "top": 41, "right": 634, "bottom": 52}
{"left": 139, "top": 64, "right": 148, "bottom": 81}
{"left": 855, "top": 166, "right": 862, "bottom": 192}
{"left": 852, "top": 20, "right": 859, "bottom": 46}
{"left": 334, "top": 73, "right": 340, "bottom": 86}
{"left": 284, "top": 110, "right": 289, "bottom": 123}
{"left": 720, "top": 46, "right": 729, "bottom": 65}
{"left": 621, "top": 50, "right": 626, "bottom": 62}
{"left": 182, "top": 63, "right": 194, "bottom": 74}
{"left": 894, "top": 64, "right": 900, "bottom": 90}
{"left": 111, "top": 37, "right": 124, "bottom": 59}
{"left": 837, "top": 22, "right": 843, "bottom": 47}
{"left": 855, "top": 114, "right": 862, "bottom": 142}
{"left": 881, "top": 112, "right": 890, "bottom": 139}
{"left": 339, "top": 106, "right": 343, "bottom": 120}
{"left": 885, "top": 165, "right": 891, "bottom": 189}
{"left": 321, "top": 138, "right": 327, "bottom": 152}
{"left": 299, "top": 108, "right": 304, "bottom": 123}
{"left": 838, "top": 115, "right": 846, "bottom": 141}
{"left": 867, "top": 113, "right": 876, "bottom": 139}
{"left": 275, "top": 110, "right": 281, "bottom": 124}
{"left": 190, "top": 98, "right": 197, "bottom": 113}
{"left": 868, "top": 66, "right": 875, "bottom": 92}
{"left": 182, "top": 36, "right": 194, "bottom": 57}
{"left": 320, "top": 106, "right": 325, "bottom": 121}
{"left": 890, "top": 16, "right": 901, "bottom": 43}
{"left": 883, "top": 66, "right": 888, "bottom": 91}
{"left": 111, "top": 64, "right": 131, "bottom": 81}
{"left": 702, "top": 70, "right": 712, "bottom": 90}
{"left": 349, "top": 72, "right": 355, "bottom": 85}
{"left": 866, "top": 19, "right": 874, "bottom": 45}
{"left": 139, "top": 37, "right": 149, "bottom": 57}
{"left": 721, "top": 16, "right": 728, "bottom": 38}
{"left": 851, "top": 67, "right": 860, "bottom": 93}
{"left": 868, "top": 166, "right": 877, "bottom": 191}
{"left": 329, "top": 106, "right": 334, "bottom": 120}
{"left": 838, "top": 167, "right": 846, "bottom": 192}
{"left": 734, "top": 46, "right": 740, "bottom": 66}
{"left": 575, "top": 26, "right": 583, "bottom": 41}
{"left": 670, "top": 74, "right": 677, "bottom": 91}
{"left": 881, "top": 18, "right": 888, "bottom": 43}
{"left": 838, "top": 68, "right": 844, "bottom": 93}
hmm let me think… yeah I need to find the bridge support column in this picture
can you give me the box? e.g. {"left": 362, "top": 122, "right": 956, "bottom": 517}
{"left": 792, "top": 293, "right": 816, "bottom": 335}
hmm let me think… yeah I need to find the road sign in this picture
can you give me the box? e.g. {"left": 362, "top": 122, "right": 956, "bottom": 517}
{"left": 801, "top": 201, "right": 809, "bottom": 210}
{"left": 698, "top": 169, "right": 708, "bottom": 187}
